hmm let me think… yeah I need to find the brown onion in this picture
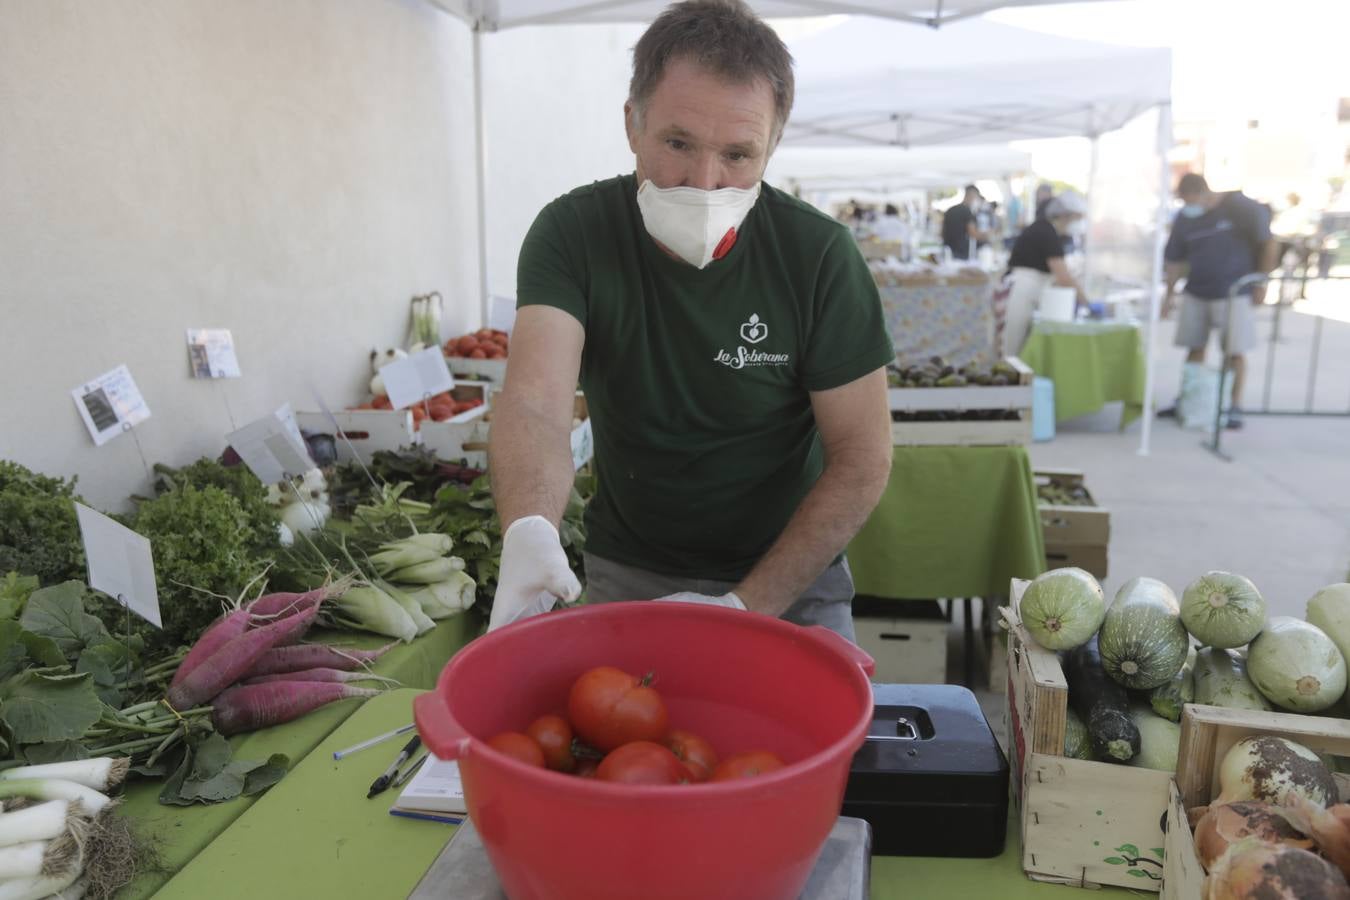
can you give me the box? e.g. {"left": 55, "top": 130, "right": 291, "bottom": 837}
{"left": 1283, "top": 795, "right": 1350, "bottom": 880}
{"left": 1195, "top": 802, "right": 1313, "bottom": 871}
{"left": 1204, "top": 837, "right": 1350, "bottom": 899}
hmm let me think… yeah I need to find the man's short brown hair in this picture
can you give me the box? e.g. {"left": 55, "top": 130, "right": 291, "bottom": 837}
{"left": 629, "top": 0, "right": 794, "bottom": 142}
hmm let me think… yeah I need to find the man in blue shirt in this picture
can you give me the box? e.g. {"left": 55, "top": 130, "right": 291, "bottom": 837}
{"left": 1161, "top": 173, "right": 1276, "bottom": 428}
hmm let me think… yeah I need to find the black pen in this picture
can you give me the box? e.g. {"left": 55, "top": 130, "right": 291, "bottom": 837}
{"left": 367, "top": 735, "right": 421, "bottom": 799}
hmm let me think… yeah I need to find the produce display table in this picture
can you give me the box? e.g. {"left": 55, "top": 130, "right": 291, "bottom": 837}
{"left": 846, "top": 446, "right": 1046, "bottom": 600}
{"left": 122, "top": 615, "right": 481, "bottom": 899}
{"left": 152, "top": 689, "right": 1133, "bottom": 899}
{"left": 876, "top": 271, "right": 997, "bottom": 369}
{"left": 1017, "top": 321, "right": 1146, "bottom": 428}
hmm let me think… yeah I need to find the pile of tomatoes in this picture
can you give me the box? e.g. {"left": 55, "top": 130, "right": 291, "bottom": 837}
{"left": 444, "top": 329, "right": 509, "bottom": 360}
{"left": 355, "top": 391, "right": 484, "bottom": 428}
{"left": 485, "top": 665, "right": 785, "bottom": 785}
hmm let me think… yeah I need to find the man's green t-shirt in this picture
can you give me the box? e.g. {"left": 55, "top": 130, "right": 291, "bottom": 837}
{"left": 517, "top": 173, "right": 894, "bottom": 581}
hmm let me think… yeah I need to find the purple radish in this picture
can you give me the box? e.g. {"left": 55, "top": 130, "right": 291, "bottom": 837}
{"left": 211, "top": 682, "right": 380, "bottom": 736}
{"left": 171, "top": 608, "right": 251, "bottom": 689}
{"left": 244, "top": 642, "right": 396, "bottom": 678}
{"left": 166, "top": 604, "right": 321, "bottom": 710}
{"left": 247, "top": 575, "right": 354, "bottom": 623}
{"left": 243, "top": 667, "right": 400, "bottom": 686}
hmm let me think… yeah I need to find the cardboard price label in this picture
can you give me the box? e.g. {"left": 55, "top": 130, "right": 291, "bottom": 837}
{"left": 226, "top": 406, "right": 314, "bottom": 485}
{"left": 381, "top": 348, "right": 455, "bottom": 410}
{"left": 186, "top": 328, "right": 242, "bottom": 379}
{"left": 75, "top": 503, "right": 161, "bottom": 628}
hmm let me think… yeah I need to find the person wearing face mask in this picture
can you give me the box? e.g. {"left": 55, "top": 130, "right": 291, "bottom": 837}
{"left": 1158, "top": 173, "right": 1277, "bottom": 429}
{"left": 941, "top": 185, "right": 990, "bottom": 261}
{"left": 485, "top": 0, "right": 895, "bottom": 640}
{"left": 999, "top": 190, "right": 1090, "bottom": 356}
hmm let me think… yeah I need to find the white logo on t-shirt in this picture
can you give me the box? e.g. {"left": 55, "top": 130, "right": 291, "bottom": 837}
{"left": 739, "top": 313, "right": 768, "bottom": 344}
{"left": 714, "top": 313, "right": 790, "bottom": 370}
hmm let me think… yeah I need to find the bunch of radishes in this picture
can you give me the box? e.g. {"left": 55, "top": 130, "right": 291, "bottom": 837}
{"left": 166, "top": 581, "right": 395, "bottom": 737}
{"left": 0, "top": 758, "right": 129, "bottom": 899}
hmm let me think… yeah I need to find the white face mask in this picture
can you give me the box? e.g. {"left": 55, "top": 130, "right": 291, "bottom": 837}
{"left": 635, "top": 180, "right": 761, "bottom": 269}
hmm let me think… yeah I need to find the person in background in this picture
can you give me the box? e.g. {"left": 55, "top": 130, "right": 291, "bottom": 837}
{"left": 1159, "top": 173, "right": 1277, "bottom": 429}
{"left": 871, "top": 203, "right": 909, "bottom": 243}
{"left": 941, "top": 184, "right": 988, "bottom": 261}
{"left": 487, "top": 0, "right": 894, "bottom": 640}
{"left": 1033, "top": 183, "right": 1055, "bottom": 221}
{"left": 978, "top": 200, "right": 1002, "bottom": 247}
{"left": 1001, "top": 190, "right": 1089, "bottom": 355}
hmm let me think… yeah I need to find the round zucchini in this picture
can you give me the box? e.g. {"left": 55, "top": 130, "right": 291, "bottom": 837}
{"left": 1247, "top": 616, "right": 1347, "bottom": 713}
{"left": 1019, "top": 567, "right": 1105, "bottom": 651}
{"left": 1180, "top": 571, "right": 1266, "bottom": 649}
{"left": 1098, "top": 577, "right": 1189, "bottom": 690}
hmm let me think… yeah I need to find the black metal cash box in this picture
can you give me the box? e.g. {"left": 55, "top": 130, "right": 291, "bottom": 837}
{"left": 842, "top": 683, "right": 1008, "bottom": 858}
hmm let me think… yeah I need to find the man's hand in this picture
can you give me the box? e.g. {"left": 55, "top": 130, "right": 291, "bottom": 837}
{"left": 1251, "top": 284, "right": 1267, "bottom": 306}
{"left": 488, "top": 516, "right": 582, "bottom": 631}
{"left": 1161, "top": 292, "right": 1177, "bottom": 319}
{"left": 655, "top": 591, "right": 747, "bottom": 611}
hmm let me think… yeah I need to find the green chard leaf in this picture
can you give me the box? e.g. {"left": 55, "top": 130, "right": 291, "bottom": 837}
{"left": 0, "top": 670, "right": 103, "bottom": 744}
{"left": 21, "top": 740, "right": 90, "bottom": 764}
{"left": 19, "top": 582, "right": 110, "bottom": 659}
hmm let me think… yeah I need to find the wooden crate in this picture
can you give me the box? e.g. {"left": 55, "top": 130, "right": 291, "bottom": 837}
{"left": 1045, "top": 544, "right": 1109, "bottom": 580}
{"left": 854, "top": 609, "right": 948, "bottom": 684}
{"left": 445, "top": 356, "right": 508, "bottom": 382}
{"left": 890, "top": 357, "right": 1033, "bottom": 446}
{"left": 1035, "top": 469, "right": 1111, "bottom": 546}
{"left": 1003, "top": 578, "right": 1172, "bottom": 891}
{"left": 1162, "top": 705, "right": 1350, "bottom": 899}
{"left": 293, "top": 409, "right": 417, "bottom": 464}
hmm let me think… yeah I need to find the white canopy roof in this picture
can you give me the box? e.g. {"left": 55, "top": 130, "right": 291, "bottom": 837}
{"left": 427, "top": 0, "right": 1108, "bottom": 31}
{"left": 766, "top": 144, "right": 1031, "bottom": 193}
{"left": 784, "top": 16, "right": 1171, "bottom": 146}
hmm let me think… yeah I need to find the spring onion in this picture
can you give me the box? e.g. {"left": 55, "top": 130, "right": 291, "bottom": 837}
{"left": 0, "top": 760, "right": 127, "bottom": 794}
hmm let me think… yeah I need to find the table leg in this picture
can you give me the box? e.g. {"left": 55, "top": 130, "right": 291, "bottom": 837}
{"left": 963, "top": 597, "right": 975, "bottom": 687}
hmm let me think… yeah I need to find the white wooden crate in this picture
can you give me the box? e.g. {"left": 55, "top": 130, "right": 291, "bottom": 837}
{"left": 1003, "top": 578, "right": 1172, "bottom": 891}
{"left": 461, "top": 393, "right": 592, "bottom": 472}
{"left": 294, "top": 409, "right": 416, "bottom": 464}
{"left": 446, "top": 356, "right": 508, "bottom": 382}
{"left": 854, "top": 613, "right": 947, "bottom": 684}
{"left": 890, "top": 357, "right": 1034, "bottom": 447}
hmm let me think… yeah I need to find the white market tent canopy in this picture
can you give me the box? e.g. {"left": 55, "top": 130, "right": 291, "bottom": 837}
{"left": 425, "top": 0, "right": 1106, "bottom": 30}
{"left": 766, "top": 144, "right": 1032, "bottom": 194}
{"left": 783, "top": 16, "right": 1171, "bottom": 147}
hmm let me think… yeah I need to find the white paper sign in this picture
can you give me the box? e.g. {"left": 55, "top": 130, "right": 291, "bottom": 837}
{"left": 75, "top": 503, "right": 161, "bottom": 628}
{"left": 185, "top": 328, "right": 242, "bottom": 379}
{"left": 70, "top": 365, "right": 151, "bottom": 447}
{"left": 382, "top": 347, "right": 455, "bottom": 410}
{"left": 226, "top": 406, "right": 314, "bottom": 484}
{"left": 488, "top": 296, "right": 517, "bottom": 334}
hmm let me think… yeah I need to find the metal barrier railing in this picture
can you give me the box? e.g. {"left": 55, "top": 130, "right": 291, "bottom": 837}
{"left": 1207, "top": 270, "right": 1350, "bottom": 459}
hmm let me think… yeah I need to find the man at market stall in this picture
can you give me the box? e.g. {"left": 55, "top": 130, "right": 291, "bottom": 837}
{"left": 485, "top": 0, "right": 895, "bottom": 641}
{"left": 1159, "top": 173, "right": 1277, "bottom": 429}
{"left": 1001, "top": 190, "right": 1090, "bottom": 355}
{"left": 941, "top": 185, "right": 989, "bottom": 261}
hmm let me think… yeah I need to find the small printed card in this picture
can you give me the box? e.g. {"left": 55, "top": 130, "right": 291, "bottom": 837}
{"left": 186, "top": 328, "right": 242, "bottom": 379}
{"left": 392, "top": 754, "right": 466, "bottom": 817}
{"left": 71, "top": 365, "right": 151, "bottom": 447}
{"left": 226, "top": 406, "right": 313, "bottom": 485}
{"left": 74, "top": 503, "right": 161, "bottom": 628}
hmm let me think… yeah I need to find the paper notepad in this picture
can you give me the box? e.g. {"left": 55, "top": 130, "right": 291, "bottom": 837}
{"left": 391, "top": 754, "right": 466, "bottom": 822}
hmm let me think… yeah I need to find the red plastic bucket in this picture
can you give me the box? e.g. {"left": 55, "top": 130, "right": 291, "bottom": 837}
{"left": 414, "top": 602, "right": 875, "bottom": 900}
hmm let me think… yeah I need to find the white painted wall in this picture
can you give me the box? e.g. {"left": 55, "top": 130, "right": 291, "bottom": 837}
{"left": 479, "top": 23, "right": 643, "bottom": 299}
{"left": 0, "top": 0, "right": 480, "bottom": 510}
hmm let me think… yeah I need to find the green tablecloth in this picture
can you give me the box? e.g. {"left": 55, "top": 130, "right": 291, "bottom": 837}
{"left": 123, "top": 614, "right": 480, "bottom": 899}
{"left": 1018, "top": 321, "right": 1146, "bottom": 427}
{"left": 157, "top": 688, "right": 1132, "bottom": 899}
{"left": 846, "top": 446, "right": 1045, "bottom": 599}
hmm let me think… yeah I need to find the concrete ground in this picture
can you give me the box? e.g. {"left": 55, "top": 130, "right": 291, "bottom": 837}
{"left": 942, "top": 291, "right": 1350, "bottom": 738}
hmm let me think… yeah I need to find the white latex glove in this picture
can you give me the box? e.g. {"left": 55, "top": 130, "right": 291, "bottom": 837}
{"left": 655, "top": 591, "right": 747, "bottom": 611}
{"left": 489, "top": 516, "right": 582, "bottom": 631}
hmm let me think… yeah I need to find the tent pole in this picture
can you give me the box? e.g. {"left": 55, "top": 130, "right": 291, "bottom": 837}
{"left": 1082, "top": 129, "right": 1099, "bottom": 287}
{"left": 472, "top": 24, "right": 491, "bottom": 327}
{"left": 1139, "top": 103, "right": 1173, "bottom": 456}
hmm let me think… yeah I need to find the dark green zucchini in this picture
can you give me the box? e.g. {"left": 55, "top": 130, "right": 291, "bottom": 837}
{"left": 1063, "top": 707, "right": 1092, "bottom": 760}
{"left": 1066, "top": 635, "right": 1140, "bottom": 763}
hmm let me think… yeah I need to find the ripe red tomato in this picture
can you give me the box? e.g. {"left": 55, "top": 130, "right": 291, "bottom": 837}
{"left": 710, "top": 751, "right": 785, "bottom": 782}
{"left": 597, "top": 742, "right": 689, "bottom": 785}
{"left": 574, "top": 759, "right": 600, "bottom": 779}
{"left": 567, "top": 666, "right": 669, "bottom": 752}
{"left": 665, "top": 729, "right": 719, "bottom": 782}
{"left": 526, "top": 714, "right": 575, "bottom": 773}
{"left": 486, "top": 732, "right": 546, "bottom": 768}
